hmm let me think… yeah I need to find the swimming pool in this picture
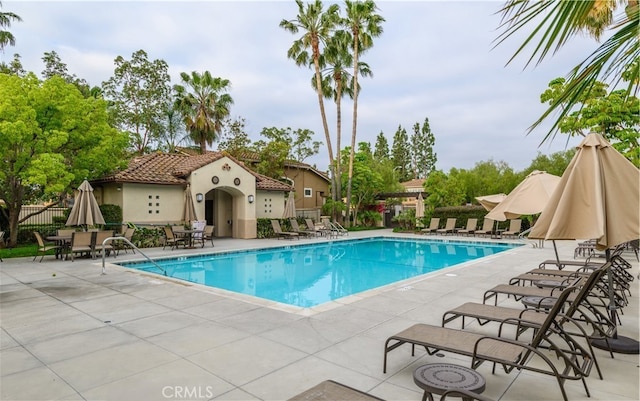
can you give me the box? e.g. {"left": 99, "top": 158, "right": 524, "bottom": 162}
{"left": 118, "top": 237, "right": 520, "bottom": 308}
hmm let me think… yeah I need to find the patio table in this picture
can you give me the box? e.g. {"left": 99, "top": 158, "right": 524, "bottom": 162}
{"left": 173, "top": 229, "right": 204, "bottom": 249}
{"left": 46, "top": 235, "right": 72, "bottom": 260}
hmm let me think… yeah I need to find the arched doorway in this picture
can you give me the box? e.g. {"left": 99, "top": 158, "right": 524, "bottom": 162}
{"left": 203, "top": 186, "right": 255, "bottom": 238}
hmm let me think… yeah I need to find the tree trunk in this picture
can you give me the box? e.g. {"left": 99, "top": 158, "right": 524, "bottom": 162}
{"left": 345, "top": 39, "right": 360, "bottom": 228}
{"left": 334, "top": 80, "right": 343, "bottom": 223}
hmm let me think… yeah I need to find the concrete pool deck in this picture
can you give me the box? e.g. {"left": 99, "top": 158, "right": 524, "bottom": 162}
{"left": 1, "top": 230, "right": 638, "bottom": 401}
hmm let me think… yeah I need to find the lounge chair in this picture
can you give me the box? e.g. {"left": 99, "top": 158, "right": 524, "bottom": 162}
{"left": 457, "top": 218, "right": 478, "bottom": 236}
{"left": 383, "top": 284, "right": 594, "bottom": 401}
{"left": 33, "top": 231, "right": 61, "bottom": 262}
{"left": 321, "top": 218, "right": 340, "bottom": 238}
{"left": 70, "top": 231, "right": 94, "bottom": 261}
{"left": 420, "top": 218, "right": 440, "bottom": 235}
{"left": 288, "top": 380, "right": 384, "bottom": 401}
{"left": 305, "top": 218, "right": 325, "bottom": 237}
{"left": 442, "top": 263, "right": 612, "bottom": 375}
{"left": 271, "top": 220, "right": 299, "bottom": 240}
{"left": 482, "top": 276, "right": 583, "bottom": 305}
{"left": 436, "top": 218, "right": 456, "bottom": 235}
{"left": 502, "top": 219, "right": 522, "bottom": 238}
{"left": 116, "top": 227, "right": 136, "bottom": 255}
{"left": 290, "top": 219, "right": 316, "bottom": 237}
{"left": 474, "top": 218, "right": 494, "bottom": 237}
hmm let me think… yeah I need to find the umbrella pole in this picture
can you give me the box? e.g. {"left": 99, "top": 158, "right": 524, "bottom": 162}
{"left": 552, "top": 240, "right": 561, "bottom": 268}
{"left": 591, "top": 249, "right": 640, "bottom": 354}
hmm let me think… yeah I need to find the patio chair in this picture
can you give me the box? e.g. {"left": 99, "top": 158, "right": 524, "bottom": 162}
{"left": 436, "top": 218, "right": 456, "bottom": 235}
{"left": 304, "top": 218, "right": 324, "bottom": 236}
{"left": 321, "top": 218, "right": 340, "bottom": 238}
{"left": 457, "top": 218, "right": 478, "bottom": 236}
{"left": 201, "top": 225, "right": 215, "bottom": 247}
{"left": 163, "top": 226, "right": 186, "bottom": 250}
{"left": 332, "top": 220, "right": 348, "bottom": 236}
{"left": 116, "top": 227, "right": 136, "bottom": 255}
{"left": 70, "top": 231, "right": 94, "bottom": 261}
{"left": 94, "top": 230, "right": 115, "bottom": 258}
{"left": 271, "top": 220, "right": 299, "bottom": 240}
{"left": 420, "top": 218, "right": 440, "bottom": 235}
{"left": 57, "top": 228, "right": 76, "bottom": 237}
{"left": 33, "top": 231, "right": 61, "bottom": 262}
{"left": 290, "top": 219, "right": 316, "bottom": 237}
{"left": 383, "top": 284, "right": 595, "bottom": 401}
{"left": 502, "top": 219, "right": 522, "bottom": 238}
{"left": 482, "top": 276, "right": 584, "bottom": 305}
{"left": 474, "top": 218, "right": 494, "bottom": 237}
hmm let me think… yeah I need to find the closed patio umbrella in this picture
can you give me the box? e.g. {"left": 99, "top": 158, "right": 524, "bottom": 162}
{"left": 283, "top": 191, "right": 296, "bottom": 219}
{"left": 182, "top": 185, "right": 197, "bottom": 223}
{"left": 486, "top": 171, "right": 561, "bottom": 222}
{"left": 529, "top": 133, "right": 640, "bottom": 354}
{"left": 415, "top": 192, "right": 425, "bottom": 219}
{"left": 66, "top": 180, "right": 105, "bottom": 228}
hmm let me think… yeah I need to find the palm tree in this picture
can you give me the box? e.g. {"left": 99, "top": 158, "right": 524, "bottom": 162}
{"left": 0, "top": 1, "right": 21, "bottom": 51}
{"left": 496, "top": 0, "right": 639, "bottom": 143}
{"left": 342, "top": 0, "right": 384, "bottom": 227}
{"left": 173, "top": 71, "right": 233, "bottom": 154}
{"left": 280, "top": 0, "right": 340, "bottom": 173}
{"left": 316, "top": 31, "right": 371, "bottom": 221}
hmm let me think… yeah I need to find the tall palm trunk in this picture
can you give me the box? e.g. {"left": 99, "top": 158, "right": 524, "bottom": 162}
{"left": 334, "top": 75, "right": 343, "bottom": 223}
{"left": 345, "top": 38, "right": 360, "bottom": 227}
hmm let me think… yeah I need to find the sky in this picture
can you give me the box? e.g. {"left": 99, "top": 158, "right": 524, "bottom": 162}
{"left": 3, "top": 0, "right": 601, "bottom": 173}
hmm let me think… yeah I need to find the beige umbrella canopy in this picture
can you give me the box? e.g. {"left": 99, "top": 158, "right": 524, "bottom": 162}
{"left": 529, "top": 133, "right": 640, "bottom": 354}
{"left": 529, "top": 134, "right": 639, "bottom": 250}
{"left": 475, "top": 193, "right": 507, "bottom": 211}
{"left": 486, "top": 171, "right": 561, "bottom": 222}
{"left": 66, "top": 180, "right": 105, "bottom": 227}
{"left": 182, "top": 185, "right": 197, "bottom": 223}
{"left": 282, "top": 191, "right": 296, "bottom": 219}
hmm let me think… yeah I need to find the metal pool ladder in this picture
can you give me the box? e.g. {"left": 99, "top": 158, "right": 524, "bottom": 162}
{"left": 101, "top": 236, "right": 167, "bottom": 276}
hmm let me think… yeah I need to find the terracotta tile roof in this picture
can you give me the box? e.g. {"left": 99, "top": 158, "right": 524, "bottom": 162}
{"left": 401, "top": 178, "right": 426, "bottom": 189}
{"left": 94, "top": 151, "right": 292, "bottom": 192}
{"left": 235, "top": 151, "right": 330, "bottom": 182}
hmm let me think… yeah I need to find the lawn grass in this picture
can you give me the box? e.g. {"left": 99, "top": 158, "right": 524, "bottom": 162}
{"left": 0, "top": 244, "right": 44, "bottom": 259}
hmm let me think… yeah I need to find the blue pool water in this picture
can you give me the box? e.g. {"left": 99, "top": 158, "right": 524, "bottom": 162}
{"left": 118, "top": 237, "right": 520, "bottom": 308}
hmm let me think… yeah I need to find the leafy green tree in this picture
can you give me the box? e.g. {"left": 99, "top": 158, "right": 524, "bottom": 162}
{"left": 255, "top": 126, "right": 320, "bottom": 163}
{"left": 0, "top": 73, "right": 128, "bottom": 246}
{"left": 340, "top": 143, "right": 382, "bottom": 226}
{"left": 423, "top": 170, "right": 465, "bottom": 210}
{"left": 254, "top": 138, "right": 290, "bottom": 179}
{"left": 280, "top": 0, "right": 340, "bottom": 168}
{"left": 373, "top": 131, "right": 389, "bottom": 160}
{"left": 217, "top": 116, "right": 253, "bottom": 158}
{"left": 457, "top": 160, "right": 519, "bottom": 204}
{"left": 173, "top": 70, "right": 233, "bottom": 154}
{"left": 0, "top": 52, "right": 24, "bottom": 75}
{"left": 343, "top": 0, "right": 384, "bottom": 227}
{"left": 391, "top": 125, "right": 412, "bottom": 182}
{"left": 541, "top": 77, "right": 639, "bottom": 166}
{"left": 102, "top": 49, "right": 171, "bottom": 154}
{"left": 0, "top": 1, "right": 21, "bottom": 51}
{"left": 496, "top": 0, "right": 639, "bottom": 142}
{"left": 158, "top": 103, "right": 188, "bottom": 153}
{"left": 523, "top": 150, "right": 575, "bottom": 177}
{"left": 411, "top": 118, "right": 437, "bottom": 178}
{"left": 41, "top": 50, "right": 95, "bottom": 97}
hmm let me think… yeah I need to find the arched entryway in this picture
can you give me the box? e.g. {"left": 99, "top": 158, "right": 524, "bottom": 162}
{"left": 202, "top": 186, "right": 256, "bottom": 238}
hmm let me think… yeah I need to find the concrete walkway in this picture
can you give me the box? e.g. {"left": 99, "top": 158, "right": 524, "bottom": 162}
{"left": 1, "top": 231, "right": 638, "bottom": 401}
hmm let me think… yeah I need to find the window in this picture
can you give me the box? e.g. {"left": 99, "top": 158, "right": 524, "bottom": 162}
{"left": 304, "top": 188, "right": 312, "bottom": 198}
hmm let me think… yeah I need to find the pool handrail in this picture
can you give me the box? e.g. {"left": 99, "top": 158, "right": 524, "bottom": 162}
{"left": 101, "top": 236, "right": 167, "bottom": 276}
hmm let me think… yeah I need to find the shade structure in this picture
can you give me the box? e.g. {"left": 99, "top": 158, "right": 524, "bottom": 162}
{"left": 283, "top": 191, "right": 296, "bottom": 219}
{"left": 415, "top": 192, "right": 425, "bottom": 219}
{"left": 475, "top": 193, "right": 507, "bottom": 211}
{"left": 66, "top": 180, "right": 105, "bottom": 227}
{"left": 486, "top": 171, "right": 561, "bottom": 222}
{"left": 529, "top": 133, "right": 640, "bottom": 354}
{"left": 182, "top": 185, "right": 197, "bottom": 223}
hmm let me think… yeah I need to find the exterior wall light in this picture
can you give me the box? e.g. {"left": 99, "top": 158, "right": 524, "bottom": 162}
{"left": 196, "top": 193, "right": 204, "bottom": 202}
{"left": 248, "top": 195, "right": 255, "bottom": 204}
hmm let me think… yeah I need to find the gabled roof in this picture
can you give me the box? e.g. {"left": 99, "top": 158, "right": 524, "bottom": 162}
{"left": 93, "top": 151, "right": 292, "bottom": 192}
{"left": 235, "top": 151, "right": 330, "bottom": 182}
{"left": 401, "top": 178, "right": 426, "bottom": 189}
